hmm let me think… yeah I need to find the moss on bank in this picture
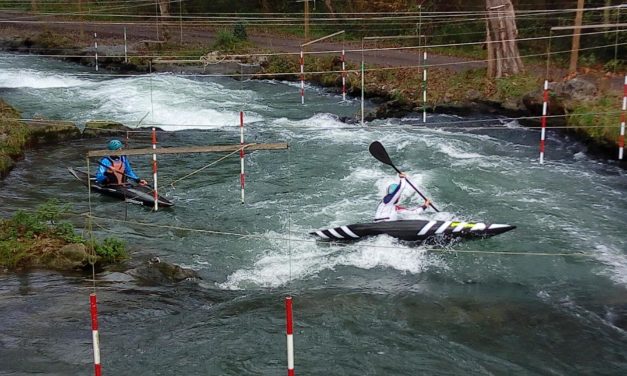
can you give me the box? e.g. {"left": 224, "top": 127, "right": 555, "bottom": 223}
{"left": 0, "top": 200, "right": 127, "bottom": 271}
{"left": 1, "top": 27, "right": 622, "bottom": 158}
{"left": 261, "top": 53, "right": 620, "bottom": 149}
{"left": 566, "top": 96, "right": 623, "bottom": 149}
{"left": 0, "top": 99, "right": 30, "bottom": 177}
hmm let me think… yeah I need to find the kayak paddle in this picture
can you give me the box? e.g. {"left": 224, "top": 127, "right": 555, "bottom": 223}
{"left": 368, "top": 141, "right": 439, "bottom": 212}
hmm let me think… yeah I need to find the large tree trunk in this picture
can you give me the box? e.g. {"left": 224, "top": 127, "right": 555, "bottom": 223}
{"left": 158, "top": 0, "right": 170, "bottom": 16}
{"left": 324, "top": 0, "right": 336, "bottom": 18}
{"left": 485, "top": 0, "right": 524, "bottom": 78}
{"left": 259, "top": 0, "right": 270, "bottom": 12}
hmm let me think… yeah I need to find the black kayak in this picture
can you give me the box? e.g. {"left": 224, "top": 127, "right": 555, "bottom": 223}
{"left": 68, "top": 168, "right": 173, "bottom": 207}
{"left": 311, "top": 219, "right": 515, "bottom": 243}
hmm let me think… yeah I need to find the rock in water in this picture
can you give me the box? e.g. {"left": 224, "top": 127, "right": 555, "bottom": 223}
{"left": 126, "top": 257, "right": 200, "bottom": 285}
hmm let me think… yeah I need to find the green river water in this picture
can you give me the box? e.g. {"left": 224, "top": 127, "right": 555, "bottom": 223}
{"left": 0, "top": 53, "right": 626, "bottom": 375}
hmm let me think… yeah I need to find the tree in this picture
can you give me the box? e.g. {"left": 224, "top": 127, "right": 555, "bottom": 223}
{"left": 485, "top": 0, "right": 524, "bottom": 78}
{"left": 158, "top": 0, "right": 170, "bottom": 16}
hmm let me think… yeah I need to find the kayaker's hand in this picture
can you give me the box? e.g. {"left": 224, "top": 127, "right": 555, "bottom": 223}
{"left": 422, "top": 199, "right": 431, "bottom": 209}
{"left": 399, "top": 172, "right": 406, "bottom": 178}
{"left": 139, "top": 179, "right": 147, "bottom": 186}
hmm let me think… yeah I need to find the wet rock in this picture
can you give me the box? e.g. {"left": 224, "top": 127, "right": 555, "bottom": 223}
{"left": 126, "top": 257, "right": 200, "bottom": 285}
{"left": 82, "top": 120, "right": 131, "bottom": 137}
{"left": 26, "top": 120, "right": 81, "bottom": 144}
{"left": 554, "top": 78, "right": 597, "bottom": 101}
{"left": 375, "top": 99, "right": 414, "bottom": 119}
{"left": 465, "top": 89, "right": 482, "bottom": 101}
{"left": 522, "top": 85, "right": 567, "bottom": 126}
{"left": 45, "top": 243, "right": 93, "bottom": 270}
{"left": 338, "top": 116, "right": 359, "bottom": 125}
{"left": 522, "top": 78, "right": 596, "bottom": 127}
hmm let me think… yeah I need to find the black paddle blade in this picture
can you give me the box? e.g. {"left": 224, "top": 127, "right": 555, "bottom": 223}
{"left": 368, "top": 141, "right": 395, "bottom": 167}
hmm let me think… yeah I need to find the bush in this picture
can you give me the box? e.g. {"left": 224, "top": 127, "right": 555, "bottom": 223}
{"left": 94, "top": 238, "right": 127, "bottom": 263}
{"left": 0, "top": 239, "right": 30, "bottom": 269}
{"left": 233, "top": 21, "right": 248, "bottom": 41}
{"left": 212, "top": 30, "right": 240, "bottom": 52}
{"left": 0, "top": 200, "right": 128, "bottom": 269}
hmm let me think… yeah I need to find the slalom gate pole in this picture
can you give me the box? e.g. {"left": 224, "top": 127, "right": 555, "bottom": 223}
{"left": 152, "top": 127, "right": 159, "bottom": 211}
{"left": 300, "top": 50, "right": 305, "bottom": 105}
{"left": 89, "top": 293, "right": 102, "bottom": 376}
{"left": 341, "top": 49, "right": 346, "bottom": 101}
{"left": 285, "top": 296, "right": 295, "bottom": 376}
{"left": 240, "top": 111, "right": 245, "bottom": 204}
{"left": 540, "top": 80, "right": 549, "bottom": 164}
{"left": 123, "top": 27, "right": 128, "bottom": 63}
{"left": 94, "top": 33, "right": 98, "bottom": 72}
{"left": 619, "top": 75, "right": 626, "bottom": 160}
{"left": 422, "top": 51, "right": 427, "bottom": 123}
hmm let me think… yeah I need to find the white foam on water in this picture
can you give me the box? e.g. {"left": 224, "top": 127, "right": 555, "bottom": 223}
{"left": 72, "top": 74, "right": 264, "bottom": 129}
{"left": 436, "top": 141, "right": 484, "bottom": 160}
{"left": 0, "top": 69, "right": 87, "bottom": 88}
{"left": 218, "top": 230, "right": 445, "bottom": 290}
{"left": 591, "top": 244, "right": 627, "bottom": 287}
{"left": 334, "top": 236, "right": 446, "bottom": 274}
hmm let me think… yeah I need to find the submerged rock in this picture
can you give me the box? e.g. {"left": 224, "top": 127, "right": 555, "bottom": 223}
{"left": 126, "top": 257, "right": 200, "bottom": 285}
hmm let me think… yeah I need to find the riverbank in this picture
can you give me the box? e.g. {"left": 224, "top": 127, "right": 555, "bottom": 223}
{"left": 0, "top": 26, "right": 624, "bottom": 164}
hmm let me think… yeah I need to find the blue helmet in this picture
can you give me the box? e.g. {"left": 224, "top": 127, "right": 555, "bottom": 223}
{"left": 107, "top": 139, "right": 123, "bottom": 151}
{"left": 387, "top": 183, "right": 399, "bottom": 194}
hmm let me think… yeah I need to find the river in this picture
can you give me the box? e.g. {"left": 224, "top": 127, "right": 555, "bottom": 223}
{"left": 0, "top": 52, "right": 626, "bottom": 375}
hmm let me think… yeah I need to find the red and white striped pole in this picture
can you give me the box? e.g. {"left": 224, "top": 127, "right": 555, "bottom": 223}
{"left": 89, "top": 293, "right": 102, "bottom": 376}
{"left": 422, "top": 51, "right": 427, "bottom": 123}
{"left": 151, "top": 127, "right": 159, "bottom": 211}
{"left": 285, "top": 296, "right": 294, "bottom": 376}
{"left": 300, "top": 50, "right": 305, "bottom": 105}
{"left": 341, "top": 49, "right": 346, "bottom": 101}
{"left": 240, "top": 111, "right": 245, "bottom": 203}
{"left": 618, "top": 75, "right": 626, "bottom": 160}
{"left": 540, "top": 80, "right": 549, "bottom": 164}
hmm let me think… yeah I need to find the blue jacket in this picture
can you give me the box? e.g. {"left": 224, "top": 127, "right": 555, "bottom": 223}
{"left": 95, "top": 156, "right": 140, "bottom": 184}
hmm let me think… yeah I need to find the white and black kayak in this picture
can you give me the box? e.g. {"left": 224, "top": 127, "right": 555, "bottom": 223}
{"left": 311, "top": 220, "right": 515, "bottom": 242}
{"left": 68, "top": 168, "right": 173, "bottom": 207}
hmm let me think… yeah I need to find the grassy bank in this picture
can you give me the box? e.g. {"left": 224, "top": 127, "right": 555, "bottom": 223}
{"left": 1, "top": 28, "right": 622, "bottom": 156}
{"left": 0, "top": 99, "right": 30, "bottom": 177}
{"left": 0, "top": 200, "right": 126, "bottom": 270}
{"left": 273, "top": 53, "right": 620, "bottom": 148}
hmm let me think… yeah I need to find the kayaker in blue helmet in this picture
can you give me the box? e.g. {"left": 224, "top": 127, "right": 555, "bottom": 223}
{"left": 95, "top": 139, "right": 147, "bottom": 186}
{"left": 374, "top": 172, "right": 430, "bottom": 222}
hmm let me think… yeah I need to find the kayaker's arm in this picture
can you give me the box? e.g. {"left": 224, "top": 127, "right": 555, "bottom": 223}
{"left": 396, "top": 199, "right": 431, "bottom": 214}
{"left": 121, "top": 156, "right": 147, "bottom": 185}
{"left": 95, "top": 158, "right": 111, "bottom": 184}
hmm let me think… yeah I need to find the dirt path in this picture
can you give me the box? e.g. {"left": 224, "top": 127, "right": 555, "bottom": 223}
{"left": 0, "top": 10, "right": 623, "bottom": 92}
{"left": 0, "top": 10, "right": 484, "bottom": 72}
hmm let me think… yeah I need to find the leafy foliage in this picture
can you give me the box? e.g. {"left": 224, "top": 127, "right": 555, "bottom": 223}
{"left": 233, "top": 21, "right": 248, "bottom": 41}
{"left": 93, "top": 238, "right": 127, "bottom": 263}
{"left": 212, "top": 30, "right": 243, "bottom": 52}
{"left": 568, "top": 96, "right": 621, "bottom": 143}
{"left": 0, "top": 200, "right": 127, "bottom": 269}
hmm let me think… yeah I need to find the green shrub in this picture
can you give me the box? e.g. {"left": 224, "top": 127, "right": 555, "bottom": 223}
{"left": 6, "top": 210, "right": 47, "bottom": 238}
{"left": 54, "top": 222, "right": 83, "bottom": 244}
{"left": 94, "top": 237, "right": 127, "bottom": 263}
{"left": 233, "top": 21, "right": 248, "bottom": 41}
{"left": 35, "top": 198, "right": 68, "bottom": 224}
{"left": 0, "top": 239, "right": 30, "bottom": 269}
{"left": 604, "top": 59, "right": 624, "bottom": 73}
{"left": 212, "top": 30, "right": 240, "bottom": 52}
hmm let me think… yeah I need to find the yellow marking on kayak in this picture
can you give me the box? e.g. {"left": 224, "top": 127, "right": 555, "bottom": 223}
{"left": 450, "top": 222, "right": 475, "bottom": 228}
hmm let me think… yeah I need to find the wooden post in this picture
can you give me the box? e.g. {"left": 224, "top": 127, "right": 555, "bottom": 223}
{"left": 569, "top": 0, "right": 585, "bottom": 74}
